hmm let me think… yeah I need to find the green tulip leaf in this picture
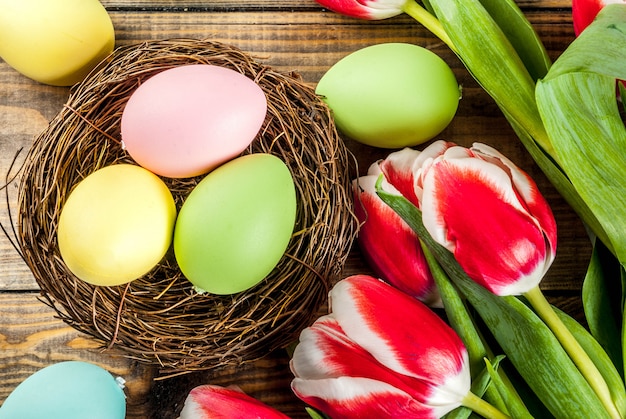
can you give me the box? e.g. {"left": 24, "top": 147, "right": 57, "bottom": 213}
{"left": 582, "top": 239, "right": 624, "bottom": 374}
{"left": 305, "top": 407, "right": 329, "bottom": 419}
{"left": 454, "top": 280, "right": 610, "bottom": 418}
{"left": 484, "top": 356, "right": 533, "bottom": 419}
{"left": 541, "top": 4, "right": 626, "bottom": 83}
{"left": 475, "top": 0, "right": 551, "bottom": 81}
{"left": 427, "top": 0, "right": 553, "bottom": 156}
{"left": 420, "top": 240, "right": 513, "bottom": 414}
{"left": 422, "top": 0, "right": 552, "bottom": 81}
{"left": 446, "top": 356, "right": 522, "bottom": 419}
{"left": 536, "top": 4, "right": 626, "bottom": 264}
{"left": 622, "top": 267, "right": 626, "bottom": 380}
{"left": 376, "top": 188, "right": 611, "bottom": 418}
{"left": 537, "top": 71, "right": 626, "bottom": 263}
{"left": 419, "top": 240, "right": 488, "bottom": 375}
{"left": 420, "top": 0, "right": 435, "bottom": 15}
{"left": 483, "top": 358, "right": 530, "bottom": 419}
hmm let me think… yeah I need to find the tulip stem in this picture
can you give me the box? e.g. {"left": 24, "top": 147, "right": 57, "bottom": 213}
{"left": 462, "top": 391, "right": 510, "bottom": 419}
{"left": 401, "top": 1, "right": 457, "bottom": 53}
{"left": 524, "top": 286, "right": 621, "bottom": 419}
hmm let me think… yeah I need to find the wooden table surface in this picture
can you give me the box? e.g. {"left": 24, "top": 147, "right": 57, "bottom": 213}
{"left": 1, "top": 1, "right": 591, "bottom": 417}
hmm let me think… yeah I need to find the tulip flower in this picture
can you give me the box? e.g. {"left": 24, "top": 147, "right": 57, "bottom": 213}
{"left": 315, "top": 0, "right": 455, "bottom": 51}
{"left": 376, "top": 140, "right": 557, "bottom": 297}
{"left": 572, "top": 0, "right": 626, "bottom": 35}
{"left": 179, "top": 384, "right": 290, "bottom": 419}
{"left": 378, "top": 139, "right": 455, "bottom": 207}
{"left": 290, "top": 274, "right": 509, "bottom": 419}
{"left": 375, "top": 141, "right": 620, "bottom": 417}
{"left": 353, "top": 163, "right": 439, "bottom": 305}
{"left": 315, "top": 0, "right": 406, "bottom": 20}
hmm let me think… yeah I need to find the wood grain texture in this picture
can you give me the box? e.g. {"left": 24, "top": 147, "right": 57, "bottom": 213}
{"left": 0, "top": 293, "right": 156, "bottom": 416}
{"left": 0, "top": 1, "right": 590, "bottom": 417}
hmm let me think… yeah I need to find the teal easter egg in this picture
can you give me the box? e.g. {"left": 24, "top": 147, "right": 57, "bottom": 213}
{"left": 174, "top": 153, "right": 297, "bottom": 295}
{"left": 316, "top": 43, "right": 461, "bottom": 148}
{"left": 0, "top": 361, "right": 126, "bottom": 419}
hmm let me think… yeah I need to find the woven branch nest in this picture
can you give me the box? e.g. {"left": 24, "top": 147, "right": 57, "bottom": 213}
{"left": 16, "top": 39, "right": 357, "bottom": 375}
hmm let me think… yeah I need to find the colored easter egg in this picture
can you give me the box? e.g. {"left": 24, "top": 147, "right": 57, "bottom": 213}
{"left": 0, "top": 361, "right": 126, "bottom": 419}
{"left": 120, "top": 64, "right": 268, "bottom": 178}
{"left": 57, "top": 164, "right": 176, "bottom": 286}
{"left": 174, "top": 153, "right": 297, "bottom": 294}
{"left": 316, "top": 43, "right": 461, "bottom": 148}
{"left": 0, "top": 0, "right": 115, "bottom": 86}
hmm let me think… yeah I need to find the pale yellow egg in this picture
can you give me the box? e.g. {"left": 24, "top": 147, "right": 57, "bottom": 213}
{"left": 0, "top": 0, "right": 115, "bottom": 86}
{"left": 58, "top": 164, "right": 176, "bottom": 286}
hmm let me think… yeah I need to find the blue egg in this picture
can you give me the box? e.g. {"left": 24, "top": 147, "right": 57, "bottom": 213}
{"left": 0, "top": 361, "right": 126, "bottom": 419}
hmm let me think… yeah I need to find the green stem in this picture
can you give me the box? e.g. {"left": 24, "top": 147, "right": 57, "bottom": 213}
{"left": 401, "top": 1, "right": 457, "bottom": 53}
{"left": 524, "top": 286, "right": 621, "bottom": 419}
{"left": 462, "top": 391, "right": 510, "bottom": 419}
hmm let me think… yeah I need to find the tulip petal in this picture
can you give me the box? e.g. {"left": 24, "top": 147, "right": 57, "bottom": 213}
{"left": 290, "top": 320, "right": 452, "bottom": 416}
{"left": 472, "top": 143, "right": 557, "bottom": 267}
{"left": 290, "top": 314, "right": 374, "bottom": 381}
{"left": 315, "top": 0, "right": 408, "bottom": 20}
{"left": 353, "top": 174, "right": 439, "bottom": 304}
{"left": 291, "top": 315, "right": 433, "bottom": 398}
{"left": 292, "top": 376, "right": 450, "bottom": 419}
{"left": 377, "top": 147, "right": 422, "bottom": 206}
{"left": 379, "top": 141, "right": 455, "bottom": 206}
{"left": 421, "top": 154, "right": 551, "bottom": 295}
{"left": 179, "top": 384, "right": 289, "bottom": 419}
{"left": 330, "top": 275, "right": 470, "bottom": 399}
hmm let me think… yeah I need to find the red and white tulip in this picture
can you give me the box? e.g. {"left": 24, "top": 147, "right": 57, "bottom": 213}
{"left": 179, "top": 384, "right": 290, "bottom": 419}
{"left": 376, "top": 141, "right": 557, "bottom": 296}
{"left": 315, "top": 0, "right": 410, "bottom": 20}
{"left": 353, "top": 163, "right": 439, "bottom": 305}
{"left": 290, "top": 274, "right": 471, "bottom": 418}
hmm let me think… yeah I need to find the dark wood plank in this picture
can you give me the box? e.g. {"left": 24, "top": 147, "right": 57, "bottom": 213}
{"left": 0, "top": 293, "right": 156, "bottom": 417}
{"left": 99, "top": 0, "right": 572, "bottom": 10}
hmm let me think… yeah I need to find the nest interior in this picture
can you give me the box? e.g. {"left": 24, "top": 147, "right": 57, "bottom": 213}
{"left": 17, "top": 39, "right": 357, "bottom": 375}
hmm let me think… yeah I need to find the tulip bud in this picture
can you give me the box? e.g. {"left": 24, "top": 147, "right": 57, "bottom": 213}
{"left": 290, "top": 275, "right": 471, "bottom": 418}
{"left": 179, "top": 384, "right": 290, "bottom": 419}
{"left": 315, "top": 0, "right": 409, "bottom": 20}
{"left": 378, "top": 141, "right": 557, "bottom": 296}
{"left": 353, "top": 163, "right": 440, "bottom": 305}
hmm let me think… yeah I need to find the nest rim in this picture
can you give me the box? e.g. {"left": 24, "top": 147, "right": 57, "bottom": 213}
{"left": 16, "top": 39, "right": 357, "bottom": 375}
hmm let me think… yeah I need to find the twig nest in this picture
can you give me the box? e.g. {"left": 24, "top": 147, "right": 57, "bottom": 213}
{"left": 17, "top": 39, "right": 357, "bottom": 375}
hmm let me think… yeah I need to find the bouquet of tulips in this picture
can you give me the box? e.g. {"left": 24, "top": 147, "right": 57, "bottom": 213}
{"left": 287, "top": 0, "right": 626, "bottom": 418}
{"left": 177, "top": 1, "right": 626, "bottom": 418}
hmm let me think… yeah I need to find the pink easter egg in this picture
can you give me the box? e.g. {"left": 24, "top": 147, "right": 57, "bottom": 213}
{"left": 120, "top": 64, "right": 267, "bottom": 178}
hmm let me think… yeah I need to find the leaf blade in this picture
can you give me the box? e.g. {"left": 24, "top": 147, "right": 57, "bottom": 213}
{"left": 536, "top": 71, "right": 626, "bottom": 262}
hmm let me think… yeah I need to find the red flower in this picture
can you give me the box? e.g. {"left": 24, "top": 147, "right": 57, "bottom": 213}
{"left": 353, "top": 163, "right": 439, "bottom": 305}
{"left": 377, "top": 141, "right": 557, "bottom": 296}
{"left": 179, "top": 384, "right": 290, "bottom": 419}
{"left": 290, "top": 274, "right": 470, "bottom": 418}
{"left": 315, "top": 0, "right": 409, "bottom": 20}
